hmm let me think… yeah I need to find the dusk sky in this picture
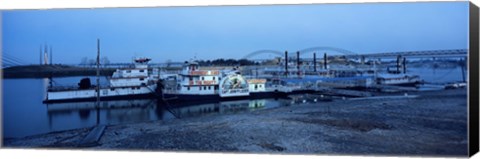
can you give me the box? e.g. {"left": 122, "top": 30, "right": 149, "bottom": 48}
{"left": 2, "top": 2, "right": 469, "bottom": 64}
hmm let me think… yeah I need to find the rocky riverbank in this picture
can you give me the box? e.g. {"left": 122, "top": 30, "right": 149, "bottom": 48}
{"left": 3, "top": 88, "right": 468, "bottom": 157}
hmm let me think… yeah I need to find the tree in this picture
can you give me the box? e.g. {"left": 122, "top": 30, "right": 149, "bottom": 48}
{"left": 101, "top": 57, "right": 110, "bottom": 66}
{"left": 166, "top": 59, "right": 172, "bottom": 68}
{"left": 88, "top": 59, "right": 96, "bottom": 66}
{"left": 80, "top": 57, "right": 89, "bottom": 66}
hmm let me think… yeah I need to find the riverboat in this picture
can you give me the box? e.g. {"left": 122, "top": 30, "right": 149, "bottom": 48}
{"left": 375, "top": 73, "right": 422, "bottom": 86}
{"left": 43, "top": 58, "right": 159, "bottom": 103}
{"left": 160, "top": 60, "right": 250, "bottom": 101}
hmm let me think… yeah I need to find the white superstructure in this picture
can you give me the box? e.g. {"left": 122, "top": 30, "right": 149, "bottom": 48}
{"left": 376, "top": 73, "right": 421, "bottom": 86}
{"left": 162, "top": 60, "right": 249, "bottom": 98}
{"left": 45, "top": 58, "right": 158, "bottom": 103}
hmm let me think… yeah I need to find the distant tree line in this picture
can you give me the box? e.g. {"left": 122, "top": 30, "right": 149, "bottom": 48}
{"left": 79, "top": 57, "right": 110, "bottom": 66}
{"left": 195, "top": 59, "right": 259, "bottom": 66}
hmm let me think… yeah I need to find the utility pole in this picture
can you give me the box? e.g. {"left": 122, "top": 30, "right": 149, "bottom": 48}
{"left": 50, "top": 46, "right": 53, "bottom": 65}
{"left": 96, "top": 39, "right": 100, "bottom": 101}
{"left": 96, "top": 39, "right": 100, "bottom": 125}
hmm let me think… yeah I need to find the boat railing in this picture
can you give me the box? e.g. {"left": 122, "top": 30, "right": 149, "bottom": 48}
{"left": 48, "top": 85, "right": 79, "bottom": 92}
{"left": 48, "top": 85, "right": 108, "bottom": 92}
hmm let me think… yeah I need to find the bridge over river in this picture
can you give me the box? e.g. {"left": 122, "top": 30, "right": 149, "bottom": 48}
{"left": 2, "top": 47, "right": 467, "bottom": 68}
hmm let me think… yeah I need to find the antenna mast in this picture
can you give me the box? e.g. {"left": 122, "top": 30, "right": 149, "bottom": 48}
{"left": 50, "top": 46, "right": 53, "bottom": 65}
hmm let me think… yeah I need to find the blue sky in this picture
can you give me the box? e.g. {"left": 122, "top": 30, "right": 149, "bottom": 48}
{"left": 2, "top": 2, "right": 469, "bottom": 64}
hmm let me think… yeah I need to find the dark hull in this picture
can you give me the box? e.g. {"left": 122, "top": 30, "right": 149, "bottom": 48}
{"left": 249, "top": 91, "right": 284, "bottom": 99}
{"left": 43, "top": 93, "right": 156, "bottom": 104}
{"left": 162, "top": 92, "right": 290, "bottom": 104}
{"left": 290, "top": 89, "right": 317, "bottom": 95}
{"left": 162, "top": 93, "right": 221, "bottom": 102}
{"left": 380, "top": 82, "right": 421, "bottom": 87}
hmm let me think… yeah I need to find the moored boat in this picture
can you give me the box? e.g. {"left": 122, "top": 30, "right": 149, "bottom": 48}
{"left": 375, "top": 73, "right": 422, "bottom": 87}
{"left": 160, "top": 60, "right": 249, "bottom": 101}
{"left": 43, "top": 58, "right": 158, "bottom": 103}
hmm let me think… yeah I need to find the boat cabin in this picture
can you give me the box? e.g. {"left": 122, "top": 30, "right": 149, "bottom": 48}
{"left": 110, "top": 58, "right": 152, "bottom": 87}
{"left": 175, "top": 61, "right": 221, "bottom": 95}
{"left": 247, "top": 79, "right": 267, "bottom": 92}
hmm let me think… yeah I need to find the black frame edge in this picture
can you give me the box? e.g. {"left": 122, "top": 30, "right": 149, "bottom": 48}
{"left": 469, "top": 1, "right": 480, "bottom": 157}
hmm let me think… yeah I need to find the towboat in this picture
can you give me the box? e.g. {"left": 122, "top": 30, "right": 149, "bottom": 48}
{"left": 43, "top": 58, "right": 159, "bottom": 103}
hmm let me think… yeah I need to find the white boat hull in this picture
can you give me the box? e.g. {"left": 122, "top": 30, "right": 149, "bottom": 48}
{"left": 45, "top": 84, "right": 157, "bottom": 103}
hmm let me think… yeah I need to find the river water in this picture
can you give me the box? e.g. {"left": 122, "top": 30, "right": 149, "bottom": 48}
{"left": 2, "top": 66, "right": 466, "bottom": 138}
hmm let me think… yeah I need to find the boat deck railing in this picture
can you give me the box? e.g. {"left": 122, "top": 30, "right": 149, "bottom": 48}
{"left": 48, "top": 85, "right": 109, "bottom": 92}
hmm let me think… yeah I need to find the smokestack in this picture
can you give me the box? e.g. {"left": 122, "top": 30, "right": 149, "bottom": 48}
{"left": 313, "top": 52, "right": 317, "bottom": 72}
{"left": 403, "top": 57, "right": 406, "bottom": 74}
{"left": 396, "top": 55, "right": 401, "bottom": 73}
{"left": 40, "top": 46, "right": 42, "bottom": 65}
{"left": 324, "top": 52, "right": 327, "bottom": 69}
{"left": 296, "top": 51, "right": 300, "bottom": 76}
{"left": 285, "top": 51, "right": 288, "bottom": 76}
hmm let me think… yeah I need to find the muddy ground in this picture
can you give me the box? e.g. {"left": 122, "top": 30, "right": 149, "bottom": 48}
{"left": 3, "top": 88, "right": 468, "bottom": 157}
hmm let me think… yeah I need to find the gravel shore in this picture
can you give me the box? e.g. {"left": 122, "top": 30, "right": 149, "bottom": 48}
{"left": 3, "top": 88, "right": 468, "bottom": 156}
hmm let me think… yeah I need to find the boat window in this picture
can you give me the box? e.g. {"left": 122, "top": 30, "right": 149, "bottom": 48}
{"left": 140, "top": 78, "right": 144, "bottom": 81}
{"left": 219, "top": 77, "right": 221, "bottom": 80}
{"left": 202, "top": 77, "right": 204, "bottom": 80}
{"left": 213, "top": 77, "right": 215, "bottom": 80}
{"left": 199, "top": 86, "right": 202, "bottom": 90}
{"left": 208, "top": 86, "right": 211, "bottom": 90}
{"left": 189, "top": 77, "right": 193, "bottom": 81}
{"left": 127, "top": 70, "right": 131, "bottom": 73}
{"left": 110, "top": 88, "right": 115, "bottom": 91}
{"left": 187, "top": 86, "right": 190, "bottom": 90}
{"left": 140, "top": 69, "right": 144, "bottom": 72}
{"left": 255, "top": 84, "right": 258, "bottom": 89}
{"left": 204, "top": 86, "right": 207, "bottom": 90}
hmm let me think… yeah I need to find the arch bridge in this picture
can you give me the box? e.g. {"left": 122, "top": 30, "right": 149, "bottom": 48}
{"left": 242, "top": 46, "right": 359, "bottom": 60}
{"left": 242, "top": 47, "right": 467, "bottom": 60}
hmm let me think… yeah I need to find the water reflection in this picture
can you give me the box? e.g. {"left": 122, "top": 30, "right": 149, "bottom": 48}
{"left": 165, "top": 99, "right": 276, "bottom": 118}
{"left": 44, "top": 98, "right": 291, "bottom": 134}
